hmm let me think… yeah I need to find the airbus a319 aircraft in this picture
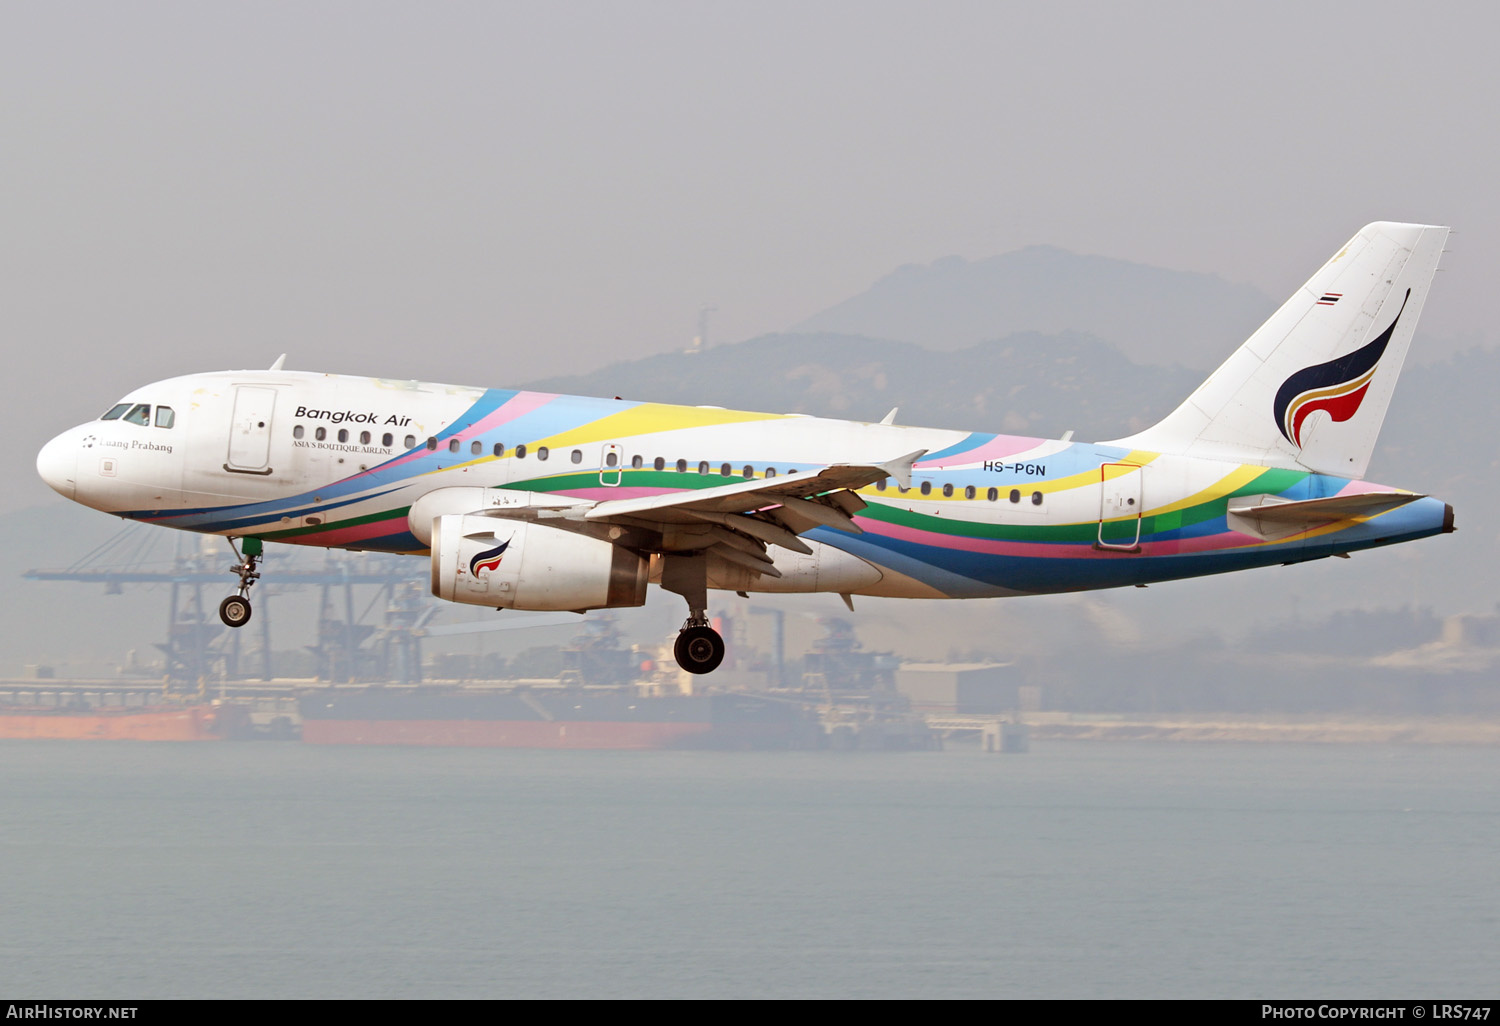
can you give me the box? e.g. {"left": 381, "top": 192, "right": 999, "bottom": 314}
{"left": 37, "top": 222, "right": 1453, "bottom": 673}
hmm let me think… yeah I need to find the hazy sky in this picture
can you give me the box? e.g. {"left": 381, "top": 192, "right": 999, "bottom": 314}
{"left": 6, "top": 1, "right": 1498, "bottom": 511}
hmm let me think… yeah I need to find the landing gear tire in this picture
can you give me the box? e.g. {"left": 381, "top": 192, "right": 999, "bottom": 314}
{"left": 674, "top": 625, "right": 725, "bottom": 675}
{"left": 219, "top": 595, "right": 253, "bottom": 628}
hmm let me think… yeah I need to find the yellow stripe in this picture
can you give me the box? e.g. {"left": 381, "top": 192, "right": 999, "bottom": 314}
{"left": 531, "top": 403, "right": 786, "bottom": 452}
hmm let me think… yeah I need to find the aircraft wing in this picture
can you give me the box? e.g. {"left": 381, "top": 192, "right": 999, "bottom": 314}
{"left": 1228, "top": 491, "right": 1423, "bottom": 523}
{"left": 585, "top": 451, "right": 923, "bottom": 526}
{"left": 455, "top": 449, "right": 924, "bottom": 581}
{"left": 572, "top": 449, "right": 926, "bottom": 577}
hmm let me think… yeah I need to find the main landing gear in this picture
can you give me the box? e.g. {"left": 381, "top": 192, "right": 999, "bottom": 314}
{"left": 219, "top": 536, "right": 263, "bottom": 628}
{"left": 661, "top": 552, "right": 725, "bottom": 675}
{"left": 674, "top": 616, "right": 725, "bottom": 675}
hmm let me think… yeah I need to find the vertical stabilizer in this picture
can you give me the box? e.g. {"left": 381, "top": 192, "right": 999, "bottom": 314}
{"left": 1106, "top": 222, "right": 1448, "bottom": 478}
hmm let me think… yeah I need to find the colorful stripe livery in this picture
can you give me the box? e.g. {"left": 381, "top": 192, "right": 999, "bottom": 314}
{"left": 35, "top": 221, "right": 1455, "bottom": 653}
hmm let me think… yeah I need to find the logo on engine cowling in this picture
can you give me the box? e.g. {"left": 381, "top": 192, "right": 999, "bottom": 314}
{"left": 469, "top": 538, "right": 512, "bottom": 577}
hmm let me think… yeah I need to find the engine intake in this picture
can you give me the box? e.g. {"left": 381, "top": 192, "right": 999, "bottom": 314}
{"left": 431, "top": 515, "right": 648, "bottom": 612}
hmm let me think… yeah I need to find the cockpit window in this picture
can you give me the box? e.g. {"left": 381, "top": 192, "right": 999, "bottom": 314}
{"left": 101, "top": 404, "right": 130, "bottom": 421}
{"left": 154, "top": 406, "right": 175, "bottom": 428}
{"left": 122, "top": 404, "right": 151, "bottom": 426}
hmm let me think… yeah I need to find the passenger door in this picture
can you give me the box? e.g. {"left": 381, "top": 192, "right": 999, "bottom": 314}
{"left": 225, "top": 385, "right": 277, "bottom": 474}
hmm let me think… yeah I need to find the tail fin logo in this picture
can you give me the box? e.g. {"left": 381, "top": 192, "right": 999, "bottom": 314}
{"left": 1273, "top": 289, "right": 1410, "bottom": 447}
{"left": 469, "top": 537, "right": 512, "bottom": 577}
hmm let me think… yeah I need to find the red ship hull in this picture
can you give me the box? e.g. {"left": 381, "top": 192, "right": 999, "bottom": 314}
{"left": 0, "top": 703, "right": 246, "bottom": 741}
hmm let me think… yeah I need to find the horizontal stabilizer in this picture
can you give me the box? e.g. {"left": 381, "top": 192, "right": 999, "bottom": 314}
{"left": 1228, "top": 491, "right": 1423, "bottom": 523}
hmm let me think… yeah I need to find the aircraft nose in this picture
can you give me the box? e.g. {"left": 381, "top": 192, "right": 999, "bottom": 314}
{"left": 37, "top": 431, "right": 78, "bottom": 499}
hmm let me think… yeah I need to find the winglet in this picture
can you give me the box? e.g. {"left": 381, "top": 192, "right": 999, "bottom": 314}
{"left": 269, "top": 354, "right": 287, "bottom": 371}
{"left": 879, "top": 449, "right": 926, "bottom": 489}
{"left": 880, "top": 407, "right": 898, "bottom": 426}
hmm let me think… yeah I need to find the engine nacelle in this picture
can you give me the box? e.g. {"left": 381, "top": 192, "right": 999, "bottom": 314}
{"left": 430, "top": 515, "right": 648, "bottom": 612}
{"left": 408, "top": 486, "right": 587, "bottom": 547}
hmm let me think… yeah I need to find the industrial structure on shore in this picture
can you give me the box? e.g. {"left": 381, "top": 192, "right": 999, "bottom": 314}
{"left": 10, "top": 530, "right": 1020, "bottom": 750}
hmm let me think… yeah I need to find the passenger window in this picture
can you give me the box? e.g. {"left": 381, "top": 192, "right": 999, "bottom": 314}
{"left": 875, "top": 480, "right": 886, "bottom": 491}
{"left": 698, "top": 461, "right": 710, "bottom": 475}
{"left": 571, "top": 449, "right": 583, "bottom": 464}
{"left": 920, "top": 481, "right": 932, "bottom": 496}
{"left": 426, "top": 437, "right": 437, "bottom": 451}
{"left": 742, "top": 465, "right": 753, "bottom": 478}
{"left": 604, "top": 451, "right": 618, "bottom": 467}
{"left": 1032, "top": 491, "right": 1044, "bottom": 506}
{"left": 987, "top": 488, "right": 998, "bottom": 502}
{"left": 720, "top": 463, "right": 732, "bottom": 477}
{"left": 123, "top": 404, "right": 150, "bottom": 426}
{"left": 493, "top": 443, "right": 504, "bottom": 457}
{"left": 448, "top": 439, "right": 460, "bottom": 453}
{"left": 100, "top": 403, "right": 130, "bottom": 421}
{"left": 632, "top": 455, "right": 644, "bottom": 469}
{"left": 653, "top": 457, "right": 665, "bottom": 471}
{"left": 1010, "top": 489, "right": 1021, "bottom": 503}
{"left": 675, "top": 459, "right": 687, "bottom": 472}
{"left": 942, "top": 483, "right": 953, "bottom": 497}
{"left": 765, "top": 468, "right": 776, "bottom": 478}
{"left": 382, "top": 433, "right": 393, "bottom": 447}
{"left": 316, "top": 427, "right": 327, "bottom": 441}
{"left": 471, "top": 440, "right": 482, "bottom": 455}
{"left": 964, "top": 485, "right": 975, "bottom": 500}
{"left": 155, "top": 406, "right": 175, "bottom": 428}
{"left": 537, "top": 447, "right": 549, "bottom": 461}
{"left": 516, "top": 444, "right": 527, "bottom": 459}
{"left": 338, "top": 429, "right": 349, "bottom": 443}
{"left": 293, "top": 425, "right": 305, "bottom": 440}
{"left": 362, "top": 431, "right": 372, "bottom": 445}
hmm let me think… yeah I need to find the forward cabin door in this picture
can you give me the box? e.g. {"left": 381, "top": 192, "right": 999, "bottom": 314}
{"left": 225, "top": 385, "right": 277, "bottom": 475}
{"left": 1097, "top": 462, "right": 1142, "bottom": 551}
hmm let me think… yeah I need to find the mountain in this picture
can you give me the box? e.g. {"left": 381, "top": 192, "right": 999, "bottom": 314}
{"left": 525, "top": 329, "right": 1202, "bottom": 441}
{"left": 789, "top": 246, "right": 1277, "bottom": 370}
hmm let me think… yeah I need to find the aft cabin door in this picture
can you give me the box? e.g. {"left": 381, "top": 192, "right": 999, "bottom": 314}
{"left": 225, "top": 385, "right": 277, "bottom": 474}
{"left": 1097, "top": 462, "right": 1142, "bottom": 551}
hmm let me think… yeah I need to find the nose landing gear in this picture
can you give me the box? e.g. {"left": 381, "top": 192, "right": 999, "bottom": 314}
{"left": 219, "top": 537, "right": 263, "bottom": 628}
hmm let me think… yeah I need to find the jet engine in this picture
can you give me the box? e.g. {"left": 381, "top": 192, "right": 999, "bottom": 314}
{"left": 430, "top": 515, "right": 648, "bottom": 612}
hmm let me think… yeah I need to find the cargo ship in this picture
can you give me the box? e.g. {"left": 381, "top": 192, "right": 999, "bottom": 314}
{"left": 298, "top": 685, "right": 817, "bottom": 749}
{"left": 0, "top": 698, "right": 251, "bottom": 741}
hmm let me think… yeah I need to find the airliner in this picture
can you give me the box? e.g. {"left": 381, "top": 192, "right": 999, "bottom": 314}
{"left": 36, "top": 222, "right": 1453, "bottom": 673}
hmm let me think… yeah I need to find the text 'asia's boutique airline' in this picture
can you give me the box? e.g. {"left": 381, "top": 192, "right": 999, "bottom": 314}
{"left": 38, "top": 222, "right": 1454, "bottom": 673}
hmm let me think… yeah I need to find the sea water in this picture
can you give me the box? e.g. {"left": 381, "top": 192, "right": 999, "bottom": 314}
{"left": 0, "top": 741, "right": 1496, "bottom": 998}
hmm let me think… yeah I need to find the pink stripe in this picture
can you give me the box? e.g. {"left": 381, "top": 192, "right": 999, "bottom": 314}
{"left": 1336, "top": 479, "right": 1403, "bottom": 497}
{"left": 332, "top": 392, "right": 563, "bottom": 484}
{"left": 862, "top": 518, "right": 1265, "bottom": 559}
{"left": 297, "top": 518, "right": 410, "bottom": 547}
{"left": 915, "top": 435, "right": 1040, "bottom": 468}
{"left": 560, "top": 486, "right": 681, "bottom": 502}
{"left": 462, "top": 391, "right": 559, "bottom": 437}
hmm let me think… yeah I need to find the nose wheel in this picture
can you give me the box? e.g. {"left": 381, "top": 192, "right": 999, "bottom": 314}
{"left": 674, "top": 618, "right": 725, "bottom": 675}
{"left": 219, "top": 537, "right": 263, "bottom": 628}
{"left": 219, "top": 595, "right": 253, "bottom": 628}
